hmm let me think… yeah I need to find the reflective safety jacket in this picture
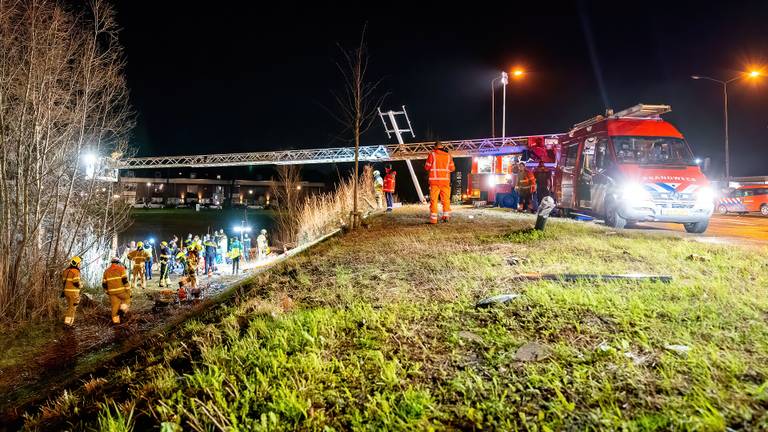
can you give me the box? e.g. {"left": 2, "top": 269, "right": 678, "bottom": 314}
{"left": 102, "top": 263, "right": 129, "bottom": 294}
{"left": 62, "top": 266, "right": 81, "bottom": 293}
{"left": 159, "top": 246, "right": 171, "bottom": 263}
{"left": 204, "top": 240, "right": 217, "bottom": 256}
{"left": 374, "top": 176, "right": 384, "bottom": 193}
{"left": 229, "top": 241, "right": 242, "bottom": 259}
{"left": 424, "top": 149, "right": 455, "bottom": 186}
{"left": 127, "top": 249, "right": 148, "bottom": 266}
{"left": 517, "top": 169, "right": 536, "bottom": 194}
{"left": 383, "top": 170, "right": 396, "bottom": 193}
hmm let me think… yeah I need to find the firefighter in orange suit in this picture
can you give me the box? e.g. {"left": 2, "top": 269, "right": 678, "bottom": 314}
{"left": 424, "top": 141, "right": 455, "bottom": 223}
{"left": 127, "top": 241, "right": 148, "bottom": 289}
{"left": 102, "top": 257, "right": 131, "bottom": 324}
{"left": 383, "top": 164, "right": 397, "bottom": 212}
{"left": 62, "top": 256, "right": 82, "bottom": 327}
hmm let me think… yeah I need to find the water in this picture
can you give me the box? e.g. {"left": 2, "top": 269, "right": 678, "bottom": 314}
{"left": 119, "top": 208, "right": 276, "bottom": 245}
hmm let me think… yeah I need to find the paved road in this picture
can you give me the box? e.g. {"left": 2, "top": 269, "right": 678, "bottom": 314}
{"left": 636, "top": 213, "right": 768, "bottom": 246}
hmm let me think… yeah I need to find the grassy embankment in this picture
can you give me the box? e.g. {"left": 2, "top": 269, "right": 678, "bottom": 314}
{"left": 23, "top": 207, "right": 768, "bottom": 430}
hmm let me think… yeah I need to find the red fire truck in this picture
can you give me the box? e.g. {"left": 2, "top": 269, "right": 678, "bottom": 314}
{"left": 553, "top": 104, "right": 714, "bottom": 233}
{"left": 467, "top": 104, "right": 714, "bottom": 233}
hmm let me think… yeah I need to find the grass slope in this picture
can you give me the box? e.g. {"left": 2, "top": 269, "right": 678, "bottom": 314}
{"left": 23, "top": 207, "right": 768, "bottom": 431}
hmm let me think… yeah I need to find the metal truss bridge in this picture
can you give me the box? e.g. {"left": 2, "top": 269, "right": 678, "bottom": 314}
{"left": 116, "top": 135, "right": 560, "bottom": 170}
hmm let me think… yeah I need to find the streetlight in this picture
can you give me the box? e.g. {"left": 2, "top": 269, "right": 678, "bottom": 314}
{"left": 691, "top": 69, "right": 762, "bottom": 183}
{"left": 491, "top": 68, "right": 525, "bottom": 142}
{"left": 490, "top": 72, "right": 508, "bottom": 139}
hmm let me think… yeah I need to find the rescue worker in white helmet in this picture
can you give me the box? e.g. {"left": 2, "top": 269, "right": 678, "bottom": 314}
{"left": 257, "top": 229, "right": 270, "bottom": 260}
{"left": 373, "top": 170, "right": 384, "bottom": 209}
{"left": 61, "top": 256, "right": 82, "bottom": 327}
{"left": 102, "top": 257, "right": 131, "bottom": 325}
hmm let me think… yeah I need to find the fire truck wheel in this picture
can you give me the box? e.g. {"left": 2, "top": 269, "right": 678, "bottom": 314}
{"left": 604, "top": 201, "right": 627, "bottom": 229}
{"left": 717, "top": 205, "right": 728, "bottom": 215}
{"left": 761, "top": 204, "right": 768, "bottom": 216}
{"left": 683, "top": 220, "right": 709, "bottom": 233}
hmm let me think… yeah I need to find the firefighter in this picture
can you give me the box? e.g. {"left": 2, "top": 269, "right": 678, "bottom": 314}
{"left": 517, "top": 161, "right": 537, "bottom": 212}
{"left": 102, "top": 257, "right": 131, "bottom": 325}
{"left": 177, "top": 250, "right": 197, "bottom": 299}
{"left": 187, "top": 238, "right": 202, "bottom": 273}
{"left": 257, "top": 229, "right": 270, "bottom": 260}
{"left": 242, "top": 233, "right": 252, "bottom": 262}
{"left": 373, "top": 170, "right": 384, "bottom": 209}
{"left": 158, "top": 241, "right": 171, "bottom": 287}
{"left": 143, "top": 241, "right": 154, "bottom": 280}
{"left": 127, "top": 242, "right": 148, "bottom": 289}
{"left": 383, "top": 164, "right": 397, "bottom": 212}
{"left": 424, "top": 141, "right": 455, "bottom": 223}
{"left": 61, "top": 256, "right": 82, "bottom": 327}
{"left": 203, "top": 235, "right": 217, "bottom": 276}
{"left": 534, "top": 160, "right": 552, "bottom": 204}
{"left": 229, "top": 237, "right": 242, "bottom": 275}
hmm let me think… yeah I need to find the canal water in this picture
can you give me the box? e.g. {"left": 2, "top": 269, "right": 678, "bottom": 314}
{"left": 119, "top": 208, "right": 276, "bottom": 245}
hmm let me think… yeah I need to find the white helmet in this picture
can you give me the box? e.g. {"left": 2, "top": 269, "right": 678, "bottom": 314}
{"left": 373, "top": 170, "right": 381, "bottom": 177}
{"left": 260, "top": 229, "right": 267, "bottom": 234}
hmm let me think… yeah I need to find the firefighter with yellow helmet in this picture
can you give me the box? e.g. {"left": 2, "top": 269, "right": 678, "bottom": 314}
{"left": 62, "top": 256, "right": 82, "bottom": 327}
{"left": 102, "top": 257, "right": 131, "bottom": 324}
{"left": 127, "top": 241, "right": 148, "bottom": 289}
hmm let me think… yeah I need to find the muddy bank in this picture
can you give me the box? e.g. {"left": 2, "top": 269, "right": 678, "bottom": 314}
{"left": 0, "top": 272, "right": 243, "bottom": 425}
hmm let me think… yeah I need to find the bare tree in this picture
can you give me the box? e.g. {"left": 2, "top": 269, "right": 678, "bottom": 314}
{"left": 0, "top": 0, "right": 133, "bottom": 322}
{"left": 330, "top": 25, "right": 386, "bottom": 229}
{"left": 271, "top": 165, "right": 303, "bottom": 249}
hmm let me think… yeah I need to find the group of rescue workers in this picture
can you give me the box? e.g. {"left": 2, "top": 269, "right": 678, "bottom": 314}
{"left": 508, "top": 159, "right": 553, "bottom": 213}
{"left": 61, "top": 228, "right": 271, "bottom": 327}
{"left": 61, "top": 141, "right": 549, "bottom": 327}
{"left": 373, "top": 141, "right": 552, "bottom": 222}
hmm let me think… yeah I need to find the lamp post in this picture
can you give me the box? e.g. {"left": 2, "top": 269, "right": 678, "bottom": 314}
{"left": 491, "top": 69, "right": 525, "bottom": 142}
{"left": 691, "top": 70, "right": 761, "bottom": 184}
{"left": 491, "top": 72, "right": 508, "bottom": 139}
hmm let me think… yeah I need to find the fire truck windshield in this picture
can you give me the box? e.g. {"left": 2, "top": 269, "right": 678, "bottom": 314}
{"left": 611, "top": 136, "right": 695, "bottom": 165}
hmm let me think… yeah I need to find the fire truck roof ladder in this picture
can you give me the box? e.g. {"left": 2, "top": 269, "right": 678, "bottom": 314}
{"left": 571, "top": 104, "right": 671, "bottom": 131}
{"left": 611, "top": 103, "right": 671, "bottom": 119}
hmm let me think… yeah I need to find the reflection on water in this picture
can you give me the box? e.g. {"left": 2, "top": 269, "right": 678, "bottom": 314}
{"left": 119, "top": 208, "right": 276, "bottom": 244}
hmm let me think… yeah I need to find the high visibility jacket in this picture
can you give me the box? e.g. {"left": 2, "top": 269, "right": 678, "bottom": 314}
{"left": 374, "top": 176, "right": 384, "bottom": 193}
{"left": 159, "top": 246, "right": 171, "bottom": 263}
{"left": 128, "top": 249, "right": 148, "bottom": 266}
{"left": 229, "top": 242, "right": 242, "bottom": 259}
{"left": 383, "top": 170, "right": 396, "bottom": 193}
{"left": 424, "top": 149, "right": 455, "bottom": 186}
{"left": 102, "top": 263, "right": 129, "bottom": 294}
{"left": 517, "top": 169, "right": 536, "bottom": 194}
{"left": 62, "top": 266, "right": 81, "bottom": 292}
{"left": 204, "top": 241, "right": 217, "bottom": 256}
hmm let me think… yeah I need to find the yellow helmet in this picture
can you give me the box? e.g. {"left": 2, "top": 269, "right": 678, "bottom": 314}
{"left": 70, "top": 256, "right": 82, "bottom": 267}
{"left": 137, "top": 241, "right": 144, "bottom": 248}
{"left": 161, "top": 241, "right": 168, "bottom": 246}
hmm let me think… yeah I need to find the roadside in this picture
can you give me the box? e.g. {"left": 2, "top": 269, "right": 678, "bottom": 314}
{"left": 0, "top": 255, "right": 274, "bottom": 418}
{"left": 14, "top": 205, "right": 768, "bottom": 430}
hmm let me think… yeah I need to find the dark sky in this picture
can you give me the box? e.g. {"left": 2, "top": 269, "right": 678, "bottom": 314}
{"left": 115, "top": 1, "right": 768, "bottom": 178}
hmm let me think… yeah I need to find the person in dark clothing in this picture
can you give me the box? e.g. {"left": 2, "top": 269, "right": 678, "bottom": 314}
{"left": 534, "top": 160, "right": 552, "bottom": 204}
{"left": 203, "top": 235, "right": 217, "bottom": 275}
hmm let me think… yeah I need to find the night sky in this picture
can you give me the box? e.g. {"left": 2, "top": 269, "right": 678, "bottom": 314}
{"left": 115, "top": 1, "right": 768, "bottom": 178}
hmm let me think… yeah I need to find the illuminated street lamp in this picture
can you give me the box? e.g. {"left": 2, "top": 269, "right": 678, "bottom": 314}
{"left": 233, "top": 222, "right": 252, "bottom": 243}
{"left": 491, "top": 68, "right": 525, "bottom": 143}
{"left": 490, "top": 72, "right": 507, "bottom": 139}
{"left": 691, "top": 69, "right": 762, "bottom": 182}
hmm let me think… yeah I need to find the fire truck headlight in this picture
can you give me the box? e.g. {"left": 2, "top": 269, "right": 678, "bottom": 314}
{"left": 695, "top": 187, "right": 715, "bottom": 207}
{"left": 621, "top": 182, "right": 651, "bottom": 205}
